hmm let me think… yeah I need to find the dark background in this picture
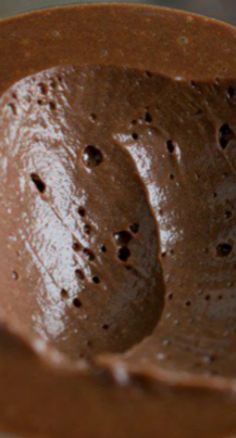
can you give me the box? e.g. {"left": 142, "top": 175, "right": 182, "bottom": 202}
{"left": 0, "top": 0, "right": 235, "bottom": 26}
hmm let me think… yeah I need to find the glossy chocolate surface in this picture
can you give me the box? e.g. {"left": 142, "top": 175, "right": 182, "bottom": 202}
{"left": 1, "top": 5, "right": 236, "bottom": 438}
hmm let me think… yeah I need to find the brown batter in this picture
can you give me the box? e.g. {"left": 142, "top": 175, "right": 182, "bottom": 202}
{"left": 1, "top": 4, "right": 236, "bottom": 438}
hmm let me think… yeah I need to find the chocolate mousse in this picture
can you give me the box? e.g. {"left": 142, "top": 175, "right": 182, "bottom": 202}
{"left": 0, "top": 4, "right": 236, "bottom": 438}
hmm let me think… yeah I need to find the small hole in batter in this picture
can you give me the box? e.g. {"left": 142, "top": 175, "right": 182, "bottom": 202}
{"left": 219, "top": 123, "right": 234, "bottom": 149}
{"left": 61, "top": 289, "right": 69, "bottom": 299}
{"left": 190, "top": 81, "right": 202, "bottom": 93}
{"left": 102, "top": 324, "right": 109, "bottom": 330}
{"left": 78, "top": 206, "right": 86, "bottom": 217}
{"left": 209, "top": 353, "right": 217, "bottom": 363}
{"left": 49, "top": 101, "right": 56, "bottom": 111}
{"left": 100, "top": 245, "right": 107, "bottom": 253}
{"left": 8, "top": 102, "right": 17, "bottom": 115}
{"left": 216, "top": 242, "right": 232, "bottom": 257}
{"left": 223, "top": 171, "right": 229, "bottom": 179}
{"left": 83, "top": 248, "right": 95, "bottom": 261}
{"left": 185, "top": 300, "right": 191, "bottom": 307}
{"left": 72, "top": 242, "right": 81, "bottom": 252}
{"left": 82, "top": 145, "right": 103, "bottom": 167}
{"left": 167, "top": 140, "right": 175, "bottom": 154}
{"left": 179, "top": 35, "right": 188, "bottom": 44}
{"left": 50, "top": 79, "right": 57, "bottom": 89}
{"left": 89, "top": 113, "right": 97, "bottom": 122}
{"left": 130, "top": 223, "right": 139, "bottom": 234}
{"left": 224, "top": 210, "right": 232, "bottom": 219}
{"left": 113, "top": 231, "right": 132, "bottom": 246}
{"left": 75, "top": 269, "right": 85, "bottom": 281}
{"left": 132, "top": 132, "right": 139, "bottom": 140}
{"left": 38, "top": 82, "right": 48, "bottom": 95}
{"left": 84, "top": 224, "right": 91, "bottom": 235}
{"left": 12, "top": 271, "right": 19, "bottom": 281}
{"left": 145, "top": 111, "right": 152, "bottom": 123}
{"left": 73, "top": 298, "right": 82, "bottom": 308}
{"left": 205, "top": 294, "right": 211, "bottom": 301}
{"left": 202, "top": 353, "right": 217, "bottom": 364}
{"left": 118, "top": 247, "right": 131, "bottom": 262}
{"left": 30, "top": 173, "right": 46, "bottom": 193}
{"left": 169, "top": 174, "right": 175, "bottom": 180}
{"left": 227, "top": 86, "right": 235, "bottom": 101}
{"left": 194, "top": 109, "right": 203, "bottom": 118}
{"left": 92, "top": 276, "right": 100, "bottom": 284}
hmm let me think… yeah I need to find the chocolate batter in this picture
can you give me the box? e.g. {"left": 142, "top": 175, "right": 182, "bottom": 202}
{"left": 1, "top": 4, "right": 236, "bottom": 438}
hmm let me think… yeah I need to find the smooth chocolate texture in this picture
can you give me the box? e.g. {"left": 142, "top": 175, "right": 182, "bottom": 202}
{"left": 1, "top": 4, "right": 236, "bottom": 438}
